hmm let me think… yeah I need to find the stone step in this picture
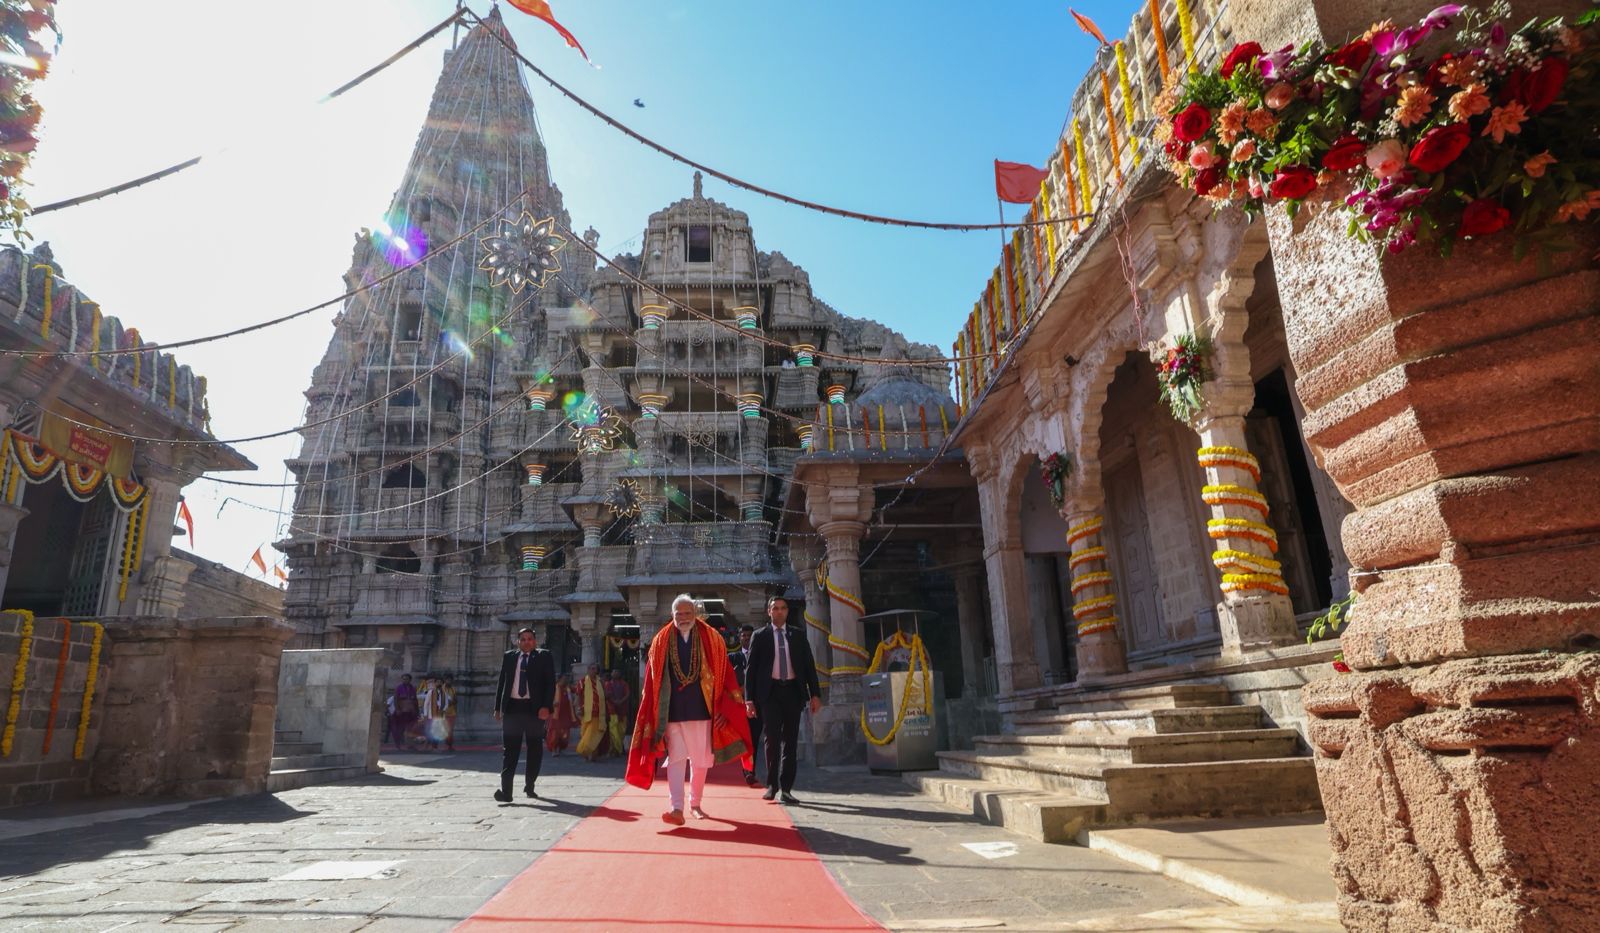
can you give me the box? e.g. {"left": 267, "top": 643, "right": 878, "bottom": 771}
{"left": 972, "top": 728, "right": 1303, "bottom": 765}
{"left": 274, "top": 730, "right": 303, "bottom": 743}
{"left": 270, "top": 753, "right": 362, "bottom": 771}
{"left": 936, "top": 750, "right": 1322, "bottom": 821}
{"left": 271, "top": 742, "right": 324, "bottom": 757}
{"left": 1011, "top": 705, "right": 1265, "bottom": 737}
{"left": 266, "top": 764, "right": 371, "bottom": 794}
{"left": 902, "top": 771, "right": 1106, "bottom": 844}
{"left": 1051, "top": 683, "right": 1232, "bottom": 715}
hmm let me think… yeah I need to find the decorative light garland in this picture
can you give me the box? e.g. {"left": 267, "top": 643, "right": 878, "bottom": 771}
{"left": 2, "top": 610, "right": 33, "bottom": 757}
{"left": 520, "top": 545, "right": 546, "bottom": 571}
{"left": 74, "top": 622, "right": 103, "bottom": 760}
{"left": 1201, "top": 483, "right": 1269, "bottom": 514}
{"left": 734, "top": 307, "right": 759, "bottom": 330}
{"left": 41, "top": 618, "right": 68, "bottom": 755}
{"left": 525, "top": 387, "right": 555, "bottom": 411}
{"left": 639, "top": 305, "right": 668, "bottom": 330}
{"left": 860, "top": 631, "right": 932, "bottom": 747}
{"left": 1066, "top": 516, "right": 1104, "bottom": 548}
{"left": 825, "top": 384, "right": 846, "bottom": 404}
{"left": 1196, "top": 446, "right": 1262, "bottom": 482}
{"left": 524, "top": 463, "right": 546, "bottom": 486}
{"left": 637, "top": 392, "right": 666, "bottom": 418}
{"left": 797, "top": 425, "right": 813, "bottom": 451}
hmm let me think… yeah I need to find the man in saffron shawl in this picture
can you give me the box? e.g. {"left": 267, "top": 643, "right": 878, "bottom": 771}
{"left": 626, "top": 594, "right": 752, "bottom": 825}
{"left": 576, "top": 665, "right": 608, "bottom": 761}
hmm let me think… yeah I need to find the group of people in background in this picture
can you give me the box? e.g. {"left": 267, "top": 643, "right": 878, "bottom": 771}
{"left": 386, "top": 672, "right": 457, "bottom": 750}
{"left": 546, "top": 666, "right": 632, "bottom": 761}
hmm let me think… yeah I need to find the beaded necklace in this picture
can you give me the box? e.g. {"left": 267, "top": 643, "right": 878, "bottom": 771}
{"left": 667, "top": 624, "right": 701, "bottom": 691}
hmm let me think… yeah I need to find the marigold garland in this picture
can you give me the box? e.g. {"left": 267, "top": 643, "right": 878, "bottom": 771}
{"left": 1078, "top": 617, "right": 1119, "bottom": 637}
{"left": 1066, "top": 516, "right": 1104, "bottom": 547}
{"left": 1072, "top": 593, "right": 1117, "bottom": 619}
{"left": 2, "top": 609, "right": 34, "bottom": 757}
{"left": 1221, "top": 573, "right": 1290, "bottom": 596}
{"left": 1197, "top": 446, "right": 1262, "bottom": 482}
{"left": 116, "top": 497, "right": 150, "bottom": 602}
{"left": 1071, "top": 570, "right": 1114, "bottom": 595}
{"left": 1069, "top": 545, "right": 1108, "bottom": 570}
{"left": 74, "top": 622, "right": 103, "bottom": 760}
{"left": 1202, "top": 483, "right": 1270, "bottom": 514}
{"left": 1207, "top": 517, "right": 1280, "bottom": 553}
{"left": 860, "top": 631, "right": 932, "bottom": 747}
{"left": 1212, "top": 548, "right": 1282, "bottom": 574}
{"left": 41, "top": 618, "right": 68, "bottom": 755}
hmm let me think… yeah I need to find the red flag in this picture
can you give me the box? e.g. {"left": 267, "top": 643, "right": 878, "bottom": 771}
{"left": 249, "top": 547, "right": 267, "bottom": 575}
{"left": 994, "top": 160, "right": 1051, "bottom": 204}
{"left": 1071, "top": 8, "right": 1110, "bottom": 46}
{"left": 504, "top": 0, "right": 593, "bottom": 64}
{"left": 176, "top": 498, "right": 195, "bottom": 545}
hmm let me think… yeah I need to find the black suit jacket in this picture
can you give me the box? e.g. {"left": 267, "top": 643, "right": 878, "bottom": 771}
{"left": 744, "top": 624, "right": 820, "bottom": 705}
{"left": 494, "top": 648, "right": 556, "bottom": 716}
{"left": 728, "top": 647, "right": 749, "bottom": 689}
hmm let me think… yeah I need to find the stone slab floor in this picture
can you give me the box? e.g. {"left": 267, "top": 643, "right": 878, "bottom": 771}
{"left": 0, "top": 753, "right": 1336, "bottom": 931}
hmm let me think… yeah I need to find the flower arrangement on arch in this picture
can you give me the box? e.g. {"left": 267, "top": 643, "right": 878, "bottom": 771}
{"left": 1040, "top": 452, "right": 1071, "bottom": 507}
{"left": 1154, "top": 332, "right": 1213, "bottom": 424}
{"left": 1158, "top": 3, "right": 1599, "bottom": 255}
{"left": 0, "top": 0, "right": 60, "bottom": 239}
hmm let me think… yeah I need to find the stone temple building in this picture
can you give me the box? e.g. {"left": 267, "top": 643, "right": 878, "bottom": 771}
{"left": 279, "top": 10, "right": 949, "bottom": 740}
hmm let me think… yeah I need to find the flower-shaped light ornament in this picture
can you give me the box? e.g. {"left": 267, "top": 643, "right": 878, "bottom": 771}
{"left": 570, "top": 403, "right": 623, "bottom": 454}
{"left": 478, "top": 212, "right": 566, "bottom": 293}
{"left": 607, "top": 478, "right": 641, "bottom": 519}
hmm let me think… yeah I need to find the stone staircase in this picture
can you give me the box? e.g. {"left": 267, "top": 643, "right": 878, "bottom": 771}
{"left": 905, "top": 683, "right": 1322, "bottom": 843}
{"left": 267, "top": 730, "right": 369, "bottom": 792}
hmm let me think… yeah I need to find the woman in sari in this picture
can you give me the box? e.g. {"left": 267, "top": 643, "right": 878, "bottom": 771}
{"left": 545, "top": 674, "right": 576, "bottom": 756}
{"left": 576, "top": 665, "right": 608, "bottom": 761}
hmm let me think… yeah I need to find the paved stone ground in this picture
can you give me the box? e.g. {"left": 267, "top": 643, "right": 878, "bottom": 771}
{"left": 0, "top": 752, "right": 1334, "bottom": 932}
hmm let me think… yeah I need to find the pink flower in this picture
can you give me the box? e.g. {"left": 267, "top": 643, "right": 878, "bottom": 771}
{"left": 1366, "top": 139, "right": 1407, "bottom": 179}
{"left": 1232, "top": 139, "right": 1257, "bottom": 162}
{"left": 1265, "top": 82, "right": 1295, "bottom": 110}
{"left": 1482, "top": 102, "right": 1528, "bottom": 144}
{"left": 1524, "top": 151, "right": 1557, "bottom": 179}
{"left": 1248, "top": 176, "right": 1265, "bottom": 199}
{"left": 1188, "top": 147, "right": 1220, "bottom": 169}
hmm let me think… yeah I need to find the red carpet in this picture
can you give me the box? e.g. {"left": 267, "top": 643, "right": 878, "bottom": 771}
{"left": 456, "top": 763, "right": 882, "bottom": 932}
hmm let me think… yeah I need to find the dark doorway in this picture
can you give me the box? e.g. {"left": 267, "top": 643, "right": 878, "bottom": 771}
{"left": 1249, "top": 368, "right": 1334, "bottom": 611}
{"left": 5, "top": 482, "right": 120, "bottom": 616}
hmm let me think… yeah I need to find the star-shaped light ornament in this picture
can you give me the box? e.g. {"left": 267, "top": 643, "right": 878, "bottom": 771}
{"left": 478, "top": 212, "right": 566, "bottom": 293}
{"left": 606, "top": 478, "right": 642, "bottom": 519}
{"left": 569, "top": 404, "right": 623, "bottom": 455}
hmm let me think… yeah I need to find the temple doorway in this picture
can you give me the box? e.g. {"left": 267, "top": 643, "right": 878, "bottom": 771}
{"left": 4, "top": 480, "right": 123, "bottom": 616}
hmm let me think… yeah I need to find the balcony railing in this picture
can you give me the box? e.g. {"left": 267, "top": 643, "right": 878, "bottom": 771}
{"left": 350, "top": 575, "right": 436, "bottom": 619}
{"left": 632, "top": 521, "right": 776, "bottom": 576}
{"left": 950, "top": 0, "right": 1231, "bottom": 410}
{"left": 799, "top": 401, "right": 958, "bottom": 453}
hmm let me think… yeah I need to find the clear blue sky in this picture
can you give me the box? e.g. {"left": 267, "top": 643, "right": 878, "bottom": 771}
{"left": 23, "top": 0, "right": 1129, "bottom": 571}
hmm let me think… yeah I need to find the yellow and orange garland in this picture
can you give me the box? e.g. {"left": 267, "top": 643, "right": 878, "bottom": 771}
{"left": 75, "top": 623, "right": 103, "bottom": 760}
{"left": 117, "top": 497, "right": 151, "bottom": 602}
{"left": 1068, "top": 518, "right": 1120, "bottom": 637}
{"left": 1196, "top": 446, "right": 1262, "bottom": 482}
{"left": 859, "top": 630, "right": 932, "bottom": 747}
{"left": 817, "top": 562, "right": 869, "bottom": 675}
{"left": 2, "top": 610, "right": 33, "bottom": 757}
{"left": 1198, "top": 446, "right": 1288, "bottom": 597}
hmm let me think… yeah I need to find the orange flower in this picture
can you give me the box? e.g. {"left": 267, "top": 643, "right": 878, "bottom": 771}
{"left": 1483, "top": 102, "right": 1528, "bottom": 144}
{"left": 1361, "top": 19, "right": 1395, "bottom": 42}
{"left": 1448, "top": 84, "right": 1490, "bottom": 121}
{"left": 1245, "top": 108, "right": 1278, "bottom": 138}
{"left": 1217, "top": 101, "right": 1247, "bottom": 145}
{"left": 1393, "top": 86, "right": 1435, "bottom": 128}
{"left": 1555, "top": 190, "right": 1600, "bottom": 223}
{"left": 1524, "top": 151, "right": 1557, "bottom": 179}
{"left": 1438, "top": 55, "right": 1482, "bottom": 87}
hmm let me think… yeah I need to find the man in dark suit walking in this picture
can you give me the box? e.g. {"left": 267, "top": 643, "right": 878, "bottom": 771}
{"left": 743, "top": 596, "right": 822, "bottom": 804}
{"left": 494, "top": 627, "right": 556, "bottom": 801}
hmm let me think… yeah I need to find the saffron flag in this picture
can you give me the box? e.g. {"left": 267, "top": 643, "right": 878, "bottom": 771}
{"left": 249, "top": 547, "right": 267, "bottom": 575}
{"left": 994, "top": 160, "right": 1051, "bottom": 204}
{"left": 1071, "top": 8, "right": 1110, "bottom": 46}
{"left": 274, "top": 564, "right": 288, "bottom": 582}
{"left": 504, "top": 0, "right": 593, "bottom": 64}
{"left": 177, "top": 498, "right": 195, "bottom": 544}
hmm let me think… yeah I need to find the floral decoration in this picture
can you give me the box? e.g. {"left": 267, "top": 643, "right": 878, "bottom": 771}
{"left": 2, "top": 608, "right": 32, "bottom": 757}
{"left": 1154, "top": 332, "right": 1213, "bottom": 424}
{"left": 0, "top": 1, "right": 58, "bottom": 239}
{"left": 1040, "top": 452, "right": 1071, "bottom": 507}
{"left": 1160, "top": 3, "right": 1599, "bottom": 255}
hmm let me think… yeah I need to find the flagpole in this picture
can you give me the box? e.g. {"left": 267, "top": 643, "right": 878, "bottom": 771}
{"left": 995, "top": 196, "right": 1007, "bottom": 253}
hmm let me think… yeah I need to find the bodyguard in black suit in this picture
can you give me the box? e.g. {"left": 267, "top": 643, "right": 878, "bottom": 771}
{"left": 743, "top": 596, "right": 822, "bottom": 804}
{"left": 494, "top": 627, "right": 556, "bottom": 801}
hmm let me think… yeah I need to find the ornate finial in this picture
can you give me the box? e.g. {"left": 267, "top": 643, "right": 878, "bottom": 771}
{"left": 692, "top": 171, "right": 703, "bottom": 199}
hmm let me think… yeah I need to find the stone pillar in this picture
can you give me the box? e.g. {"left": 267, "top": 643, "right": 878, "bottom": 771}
{"left": 572, "top": 503, "right": 604, "bottom": 549}
{"left": 971, "top": 451, "right": 1044, "bottom": 696}
{"left": 1061, "top": 498, "right": 1127, "bottom": 680}
{"left": 1193, "top": 410, "right": 1299, "bottom": 656}
{"left": 788, "top": 537, "right": 831, "bottom": 694}
{"left": 1269, "top": 186, "right": 1600, "bottom": 928}
{"left": 0, "top": 502, "right": 28, "bottom": 599}
{"left": 952, "top": 560, "right": 988, "bottom": 697}
{"left": 818, "top": 520, "right": 868, "bottom": 698}
{"left": 134, "top": 555, "right": 196, "bottom": 618}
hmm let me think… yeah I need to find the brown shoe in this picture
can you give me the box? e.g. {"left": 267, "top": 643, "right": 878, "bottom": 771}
{"left": 690, "top": 807, "right": 708, "bottom": 820}
{"left": 662, "top": 808, "right": 685, "bottom": 826}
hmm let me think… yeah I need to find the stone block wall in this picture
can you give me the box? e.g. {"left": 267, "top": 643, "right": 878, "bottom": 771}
{"left": 173, "top": 549, "right": 285, "bottom": 621}
{"left": 276, "top": 648, "right": 387, "bottom": 770}
{"left": 0, "top": 613, "right": 110, "bottom": 808}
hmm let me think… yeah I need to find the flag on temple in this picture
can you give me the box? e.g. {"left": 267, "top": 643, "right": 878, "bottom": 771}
{"left": 994, "top": 160, "right": 1051, "bottom": 204}
{"left": 504, "top": 0, "right": 593, "bottom": 64}
{"left": 1070, "top": 8, "right": 1110, "bottom": 46}
{"left": 249, "top": 547, "right": 267, "bottom": 575}
{"left": 176, "top": 498, "right": 195, "bottom": 544}
{"left": 274, "top": 564, "right": 288, "bottom": 582}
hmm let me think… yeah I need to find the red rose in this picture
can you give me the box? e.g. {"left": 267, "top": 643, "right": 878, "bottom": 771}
{"left": 1164, "top": 136, "right": 1189, "bottom": 162}
{"left": 1267, "top": 165, "right": 1317, "bottom": 200}
{"left": 1172, "top": 102, "right": 1212, "bottom": 143}
{"left": 1511, "top": 57, "right": 1569, "bottom": 113}
{"left": 1220, "top": 42, "right": 1263, "bottom": 79}
{"left": 1331, "top": 660, "right": 1351, "bottom": 673}
{"left": 1408, "top": 123, "right": 1471, "bottom": 174}
{"left": 1458, "top": 199, "right": 1510, "bottom": 238}
{"left": 1193, "top": 167, "right": 1222, "bottom": 196}
{"left": 1321, "top": 134, "right": 1366, "bottom": 172}
{"left": 1326, "top": 39, "right": 1372, "bottom": 72}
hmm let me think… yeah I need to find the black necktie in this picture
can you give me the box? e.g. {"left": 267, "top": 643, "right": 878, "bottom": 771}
{"left": 777, "top": 628, "right": 789, "bottom": 681}
{"left": 518, "top": 653, "right": 530, "bottom": 698}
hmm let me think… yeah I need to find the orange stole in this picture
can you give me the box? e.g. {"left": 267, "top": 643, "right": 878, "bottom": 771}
{"left": 625, "top": 620, "right": 752, "bottom": 790}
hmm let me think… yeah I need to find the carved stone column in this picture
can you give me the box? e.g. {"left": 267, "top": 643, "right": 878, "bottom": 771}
{"left": 135, "top": 555, "right": 196, "bottom": 618}
{"left": 1269, "top": 188, "right": 1600, "bottom": 928}
{"left": 1060, "top": 493, "right": 1127, "bottom": 680}
{"left": 970, "top": 446, "right": 1043, "bottom": 696}
{"left": 787, "top": 537, "right": 831, "bottom": 694}
{"left": 952, "top": 561, "right": 988, "bottom": 697}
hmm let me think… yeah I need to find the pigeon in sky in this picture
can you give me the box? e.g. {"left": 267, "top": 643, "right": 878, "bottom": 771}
{"left": 633, "top": 98, "right": 645, "bottom": 108}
